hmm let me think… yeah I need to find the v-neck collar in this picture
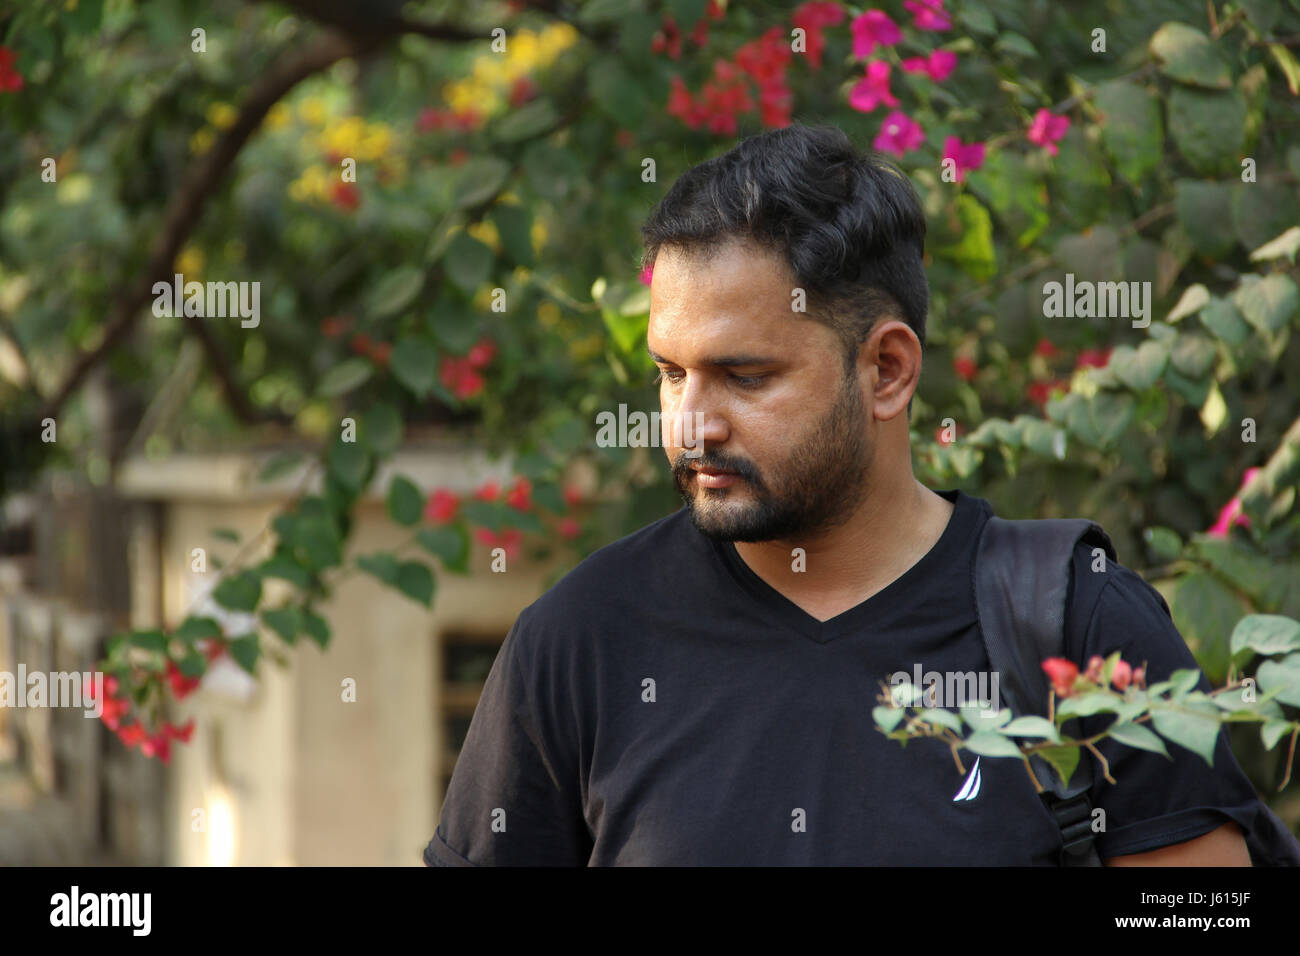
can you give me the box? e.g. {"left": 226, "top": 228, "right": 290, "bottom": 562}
{"left": 707, "top": 489, "right": 984, "bottom": 644}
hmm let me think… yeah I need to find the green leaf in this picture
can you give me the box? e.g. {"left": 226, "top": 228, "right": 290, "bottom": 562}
{"left": 1233, "top": 274, "right": 1299, "bottom": 335}
{"left": 1257, "top": 654, "right": 1300, "bottom": 707}
{"left": 1168, "top": 333, "right": 1217, "bottom": 379}
{"left": 959, "top": 703, "right": 1012, "bottom": 729}
{"left": 935, "top": 195, "right": 997, "bottom": 280}
{"left": 1262, "top": 719, "right": 1295, "bottom": 750}
{"left": 1231, "top": 184, "right": 1300, "bottom": 253}
{"left": 588, "top": 56, "right": 651, "bottom": 125}
{"left": 491, "top": 98, "right": 558, "bottom": 143}
{"left": 1196, "top": 297, "right": 1250, "bottom": 346}
{"left": 173, "top": 616, "right": 222, "bottom": 641}
{"left": 521, "top": 142, "right": 580, "bottom": 202}
{"left": 965, "top": 730, "right": 1025, "bottom": 758}
{"left": 365, "top": 266, "right": 424, "bottom": 319}
{"left": 317, "top": 358, "right": 373, "bottom": 397}
{"left": 390, "top": 336, "right": 439, "bottom": 398}
{"left": 1171, "top": 573, "right": 1244, "bottom": 684}
{"left": 1231, "top": 615, "right": 1300, "bottom": 666}
{"left": 363, "top": 403, "right": 403, "bottom": 456}
{"left": 262, "top": 606, "right": 302, "bottom": 645}
{"left": 1168, "top": 668, "right": 1204, "bottom": 697}
{"left": 1150, "top": 22, "right": 1231, "bottom": 89}
{"left": 1267, "top": 42, "right": 1300, "bottom": 96}
{"left": 1166, "top": 283, "right": 1209, "bottom": 323}
{"left": 396, "top": 560, "right": 435, "bottom": 607}
{"left": 387, "top": 475, "right": 424, "bottom": 526}
{"left": 1174, "top": 180, "right": 1235, "bottom": 258}
{"left": 417, "top": 525, "right": 470, "bottom": 572}
{"left": 302, "top": 610, "right": 330, "bottom": 650}
{"left": 1094, "top": 80, "right": 1164, "bottom": 184}
{"left": 130, "top": 630, "right": 168, "bottom": 653}
{"left": 1036, "top": 745, "right": 1080, "bottom": 787}
{"left": 257, "top": 451, "right": 304, "bottom": 483}
{"left": 460, "top": 499, "right": 506, "bottom": 531}
{"left": 919, "top": 708, "right": 963, "bottom": 732}
{"left": 1057, "top": 692, "right": 1125, "bottom": 718}
{"left": 1087, "top": 391, "right": 1136, "bottom": 446}
{"left": 1150, "top": 706, "right": 1220, "bottom": 765}
{"left": 873, "top": 706, "right": 905, "bottom": 732}
{"left": 452, "top": 156, "right": 511, "bottom": 208}
{"left": 357, "top": 552, "right": 400, "bottom": 586}
{"left": 210, "top": 527, "right": 240, "bottom": 543}
{"left": 994, "top": 31, "right": 1037, "bottom": 58}
{"left": 1107, "top": 721, "right": 1171, "bottom": 758}
{"left": 998, "top": 716, "right": 1061, "bottom": 741}
{"left": 176, "top": 651, "right": 206, "bottom": 679}
{"left": 489, "top": 203, "right": 534, "bottom": 267}
{"left": 1142, "top": 526, "right": 1184, "bottom": 562}
{"left": 1109, "top": 341, "right": 1168, "bottom": 391}
{"left": 326, "top": 438, "right": 369, "bottom": 493}
{"left": 1167, "top": 86, "right": 1247, "bottom": 177}
{"left": 443, "top": 232, "right": 494, "bottom": 295}
{"left": 229, "top": 634, "right": 260, "bottom": 675}
{"left": 212, "top": 571, "right": 262, "bottom": 613}
{"left": 1250, "top": 226, "right": 1300, "bottom": 264}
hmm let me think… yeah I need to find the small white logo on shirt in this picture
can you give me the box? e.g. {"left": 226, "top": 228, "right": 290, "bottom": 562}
{"left": 953, "top": 757, "right": 982, "bottom": 801}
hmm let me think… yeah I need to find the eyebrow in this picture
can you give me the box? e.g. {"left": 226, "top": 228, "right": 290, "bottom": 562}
{"left": 646, "top": 343, "right": 779, "bottom": 368}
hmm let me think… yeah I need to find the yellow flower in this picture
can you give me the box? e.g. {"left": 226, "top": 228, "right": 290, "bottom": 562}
{"left": 467, "top": 220, "right": 501, "bottom": 253}
{"left": 265, "top": 103, "right": 292, "bottom": 130}
{"left": 175, "top": 244, "right": 204, "bottom": 278}
{"left": 206, "top": 102, "right": 238, "bottom": 130}
{"left": 357, "top": 123, "right": 393, "bottom": 162}
{"left": 189, "top": 127, "right": 216, "bottom": 155}
{"left": 531, "top": 217, "right": 548, "bottom": 253}
{"left": 298, "top": 97, "right": 326, "bottom": 126}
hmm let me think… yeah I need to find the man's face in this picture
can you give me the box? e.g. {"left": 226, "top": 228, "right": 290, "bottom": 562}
{"left": 646, "top": 239, "right": 875, "bottom": 543}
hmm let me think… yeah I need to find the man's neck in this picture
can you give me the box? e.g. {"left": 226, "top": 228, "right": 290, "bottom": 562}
{"left": 731, "top": 477, "right": 955, "bottom": 623}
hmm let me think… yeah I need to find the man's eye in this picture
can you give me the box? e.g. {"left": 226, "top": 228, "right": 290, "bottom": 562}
{"left": 655, "top": 369, "right": 684, "bottom": 385}
{"left": 731, "top": 374, "right": 765, "bottom": 388}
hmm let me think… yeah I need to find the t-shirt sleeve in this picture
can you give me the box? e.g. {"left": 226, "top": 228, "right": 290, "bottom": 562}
{"left": 423, "top": 608, "right": 592, "bottom": 867}
{"left": 1065, "top": 551, "right": 1264, "bottom": 860}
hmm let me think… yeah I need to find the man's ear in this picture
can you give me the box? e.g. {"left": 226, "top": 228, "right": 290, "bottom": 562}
{"left": 865, "top": 319, "right": 923, "bottom": 422}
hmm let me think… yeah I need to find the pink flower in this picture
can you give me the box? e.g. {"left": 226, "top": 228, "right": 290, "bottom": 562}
{"left": 1027, "top": 108, "right": 1070, "bottom": 156}
{"left": 1034, "top": 338, "right": 1060, "bottom": 358}
{"left": 941, "top": 136, "right": 985, "bottom": 182}
{"left": 475, "top": 528, "right": 523, "bottom": 562}
{"left": 638, "top": 264, "right": 654, "bottom": 285}
{"left": 1042, "top": 657, "right": 1079, "bottom": 698}
{"left": 872, "top": 111, "right": 925, "bottom": 158}
{"left": 1074, "top": 347, "right": 1111, "bottom": 370}
{"left": 466, "top": 338, "right": 496, "bottom": 369}
{"left": 901, "top": 49, "right": 958, "bottom": 81}
{"left": 851, "top": 10, "right": 902, "bottom": 58}
{"left": 557, "top": 517, "right": 581, "bottom": 540}
{"left": 1207, "top": 468, "right": 1262, "bottom": 537}
{"left": 848, "top": 60, "right": 899, "bottom": 113}
{"left": 792, "top": 1, "right": 847, "bottom": 69}
{"left": 904, "top": 0, "right": 952, "bottom": 31}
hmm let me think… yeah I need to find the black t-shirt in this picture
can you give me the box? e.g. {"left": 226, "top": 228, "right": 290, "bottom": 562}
{"left": 424, "top": 488, "right": 1266, "bottom": 865}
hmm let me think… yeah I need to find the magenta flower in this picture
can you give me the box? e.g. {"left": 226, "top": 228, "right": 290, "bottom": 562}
{"left": 904, "top": 0, "right": 952, "bottom": 31}
{"left": 941, "top": 136, "right": 986, "bottom": 181}
{"left": 851, "top": 10, "right": 903, "bottom": 58}
{"left": 638, "top": 264, "right": 653, "bottom": 285}
{"left": 873, "top": 111, "right": 925, "bottom": 157}
{"left": 848, "top": 60, "right": 900, "bottom": 113}
{"left": 1207, "top": 468, "right": 1262, "bottom": 537}
{"left": 1027, "top": 108, "right": 1070, "bottom": 156}
{"left": 901, "top": 49, "right": 958, "bottom": 81}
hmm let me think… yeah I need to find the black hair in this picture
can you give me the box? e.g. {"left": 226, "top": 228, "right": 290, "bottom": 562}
{"left": 640, "top": 123, "right": 929, "bottom": 361}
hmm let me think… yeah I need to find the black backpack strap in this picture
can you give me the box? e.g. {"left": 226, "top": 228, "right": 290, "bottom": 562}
{"left": 974, "top": 514, "right": 1116, "bottom": 866}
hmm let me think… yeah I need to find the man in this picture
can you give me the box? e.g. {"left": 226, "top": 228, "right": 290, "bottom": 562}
{"left": 425, "top": 123, "right": 1263, "bottom": 866}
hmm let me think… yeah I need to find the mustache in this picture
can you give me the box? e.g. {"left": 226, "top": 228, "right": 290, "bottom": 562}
{"left": 671, "top": 452, "right": 759, "bottom": 484}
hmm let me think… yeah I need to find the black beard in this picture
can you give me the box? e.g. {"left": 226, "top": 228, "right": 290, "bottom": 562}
{"left": 671, "top": 369, "right": 871, "bottom": 542}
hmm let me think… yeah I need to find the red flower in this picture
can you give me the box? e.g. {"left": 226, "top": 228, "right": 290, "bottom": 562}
{"left": 474, "top": 527, "right": 523, "bottom": 562}
{"left": 474, "top": 480, "right": 500, "bottom": 502}
{"left": 1083, "top": 655, "right": 1105, "bottom": 683}
{"left": 1034, "top": 338, "right": 1060, "bottom": 359}
{"left": 331, "top": 182, "right": 360, "bottom": 211}
{"left": 1131, "top": 666, "right": 1146, "bottom": 690}
{"left": 615, "top": 129, "right": 636, "bottom": 149}
{"left": 0, "top": 47, "right": 24, "bottom": 93}
{"left": 350, "top": 333, "right": 373, "bottom": 356}
{"left": 98, "top": 695, "right": 130, "bottom": 732}
{"left": 1041, "top": 657, "right": 1079, "bottom": 698}
{"left": 448, "top": 147, "right": 470, "bottom": 166}
{"left": 934, "top": 423, "right": 965, "bottom": 446}
{"left": 792, "top": 1, "right": 846, "bottom": 69}
{"left": 1027, "top": 108, "right": 1070, "bottom": 156}
{"left": 1111, "top": 659, "right": 1133, "bottom": 691}
{"left": 952, "top": 356, "right": 978, "bottom": 381}
{"left": 321, "top": 315, "right": 352, "bottom": 338}
{"left": 940, "top": 136, "right": 985, "bottom": 182}
{"left": 557, "top": 517, "right": 581, "bottom": 540}
{"left": 369, "top": 341, "right": 392, "bottom": 368}
{"left": 166, "top": 659, "right": 201, "bottom": 700}
{"left": 1074, "top": 347, "right": 1111, "bottom": 370}
{"left": 509, "top": 76, "right": 539, "bottom": 107}
{"left": 163, "top": 719, "right": 196, "bottom": 743}
{"left": 651, "top": 16, "right": 683, "bottom": 59}
{"left": 562, "top": 485, "right": 584, "bottom": 508}
{"left": 201, "top": 637, "right": 226, "bottom": 662}
{"left": 117, "top": 723, "right": 148, "bottom": 748}
{"left": 425, "top": 488, "right": 459, "bottom": 524}
{"left": 505, "top": 477, "right": 532, "bottom": 511}
{"left": 140, "top": 733, "right": 172, "bottom": 765}
{"left": 466, "top": 338, "right": 497, "bottom": 369}
{"left": 439, "top": 356, "right": 486, "bottom": 399}
{"left": 1026, "top": 379, "right": 1068, "bottom": 408}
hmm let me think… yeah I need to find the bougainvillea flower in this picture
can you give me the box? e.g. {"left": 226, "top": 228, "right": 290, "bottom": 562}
{"left": 873, "top": 111, "right": 925, "bottom": 157}
{"left": 851, "top": 10, "right": 903, "bottom": 58}
{"left": 848, "top": 60, "right": 899, "bottom": 113}
{"left": 941, "top": 136, "right": 985, "bottom": 181}
{"left": 1027, "top": 108, "right": 1070, "bottom": 156}
{"left": 904, "top": 0, "right": 952, "bottom": 31}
